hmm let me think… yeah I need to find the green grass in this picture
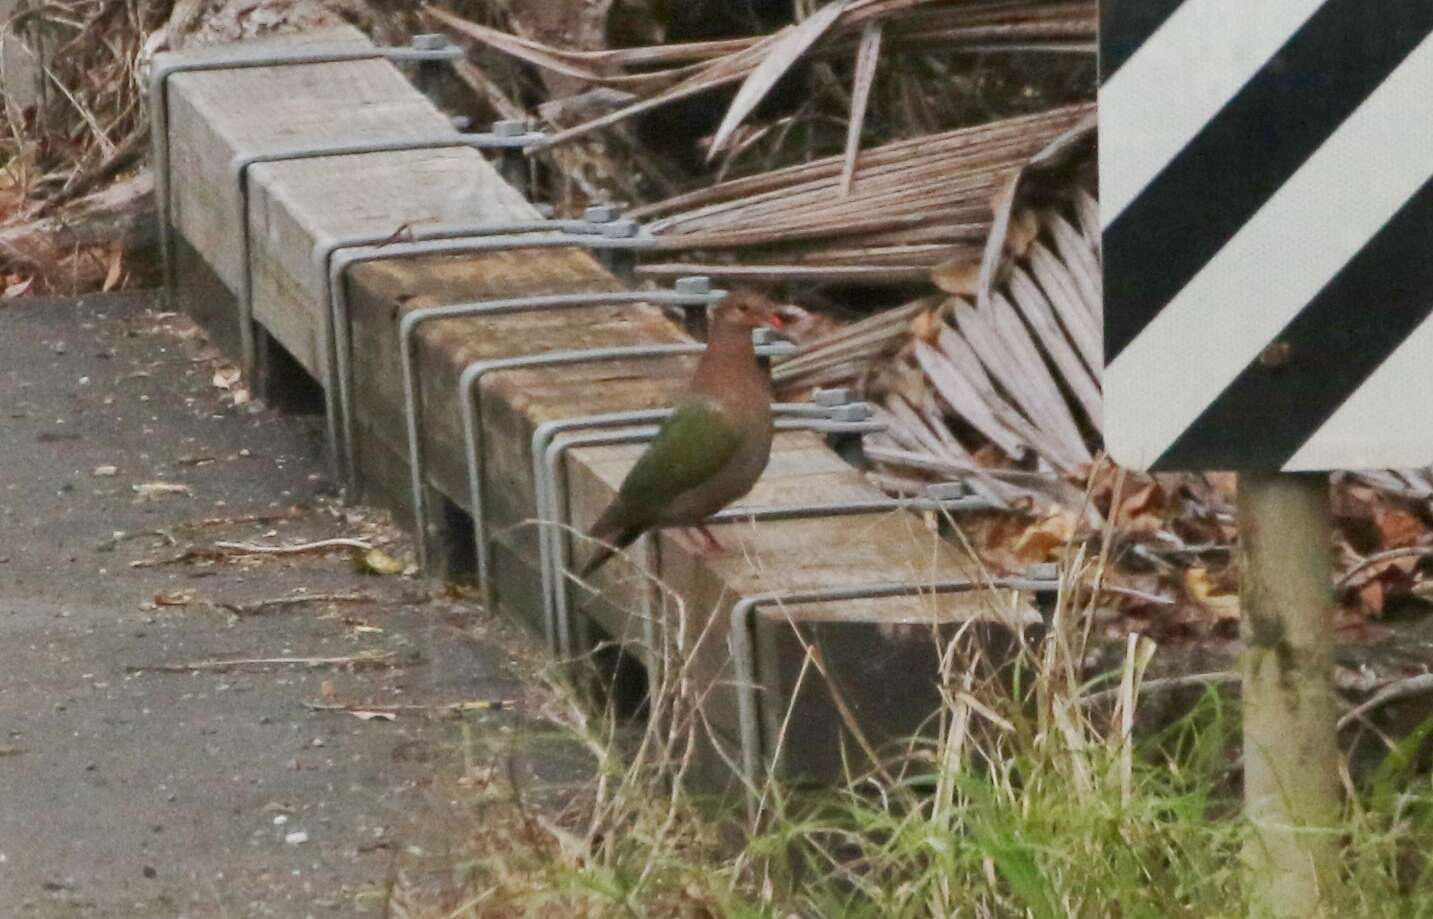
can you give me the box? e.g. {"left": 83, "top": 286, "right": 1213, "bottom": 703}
{"left": 425, "top": 690, "right": 1433, "bottom": 918}
{"left": 395, "top": 544, "right": 1433, "bottom": 918}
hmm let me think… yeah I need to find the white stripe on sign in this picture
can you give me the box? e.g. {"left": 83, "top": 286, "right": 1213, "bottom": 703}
{"left": 1098, "top": 0, "right": 1325, "bottom": 228}
{"left": 1104, "top": 30, "right": 1433, "bottom": 471}
{"left": 1284, "top": 312, "right": 1433, "bottom": 471}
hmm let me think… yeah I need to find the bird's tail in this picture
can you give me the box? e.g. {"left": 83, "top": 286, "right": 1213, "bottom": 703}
{"left": 579, "top": 527, "right": 644, "bottom": 577}
{"left": 580, "top": 505, "right": 646, "bottom": 578}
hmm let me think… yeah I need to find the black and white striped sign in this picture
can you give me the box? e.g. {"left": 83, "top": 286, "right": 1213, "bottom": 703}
{"left": 1100, "top": 2, "right": 1433, "bottom": 472}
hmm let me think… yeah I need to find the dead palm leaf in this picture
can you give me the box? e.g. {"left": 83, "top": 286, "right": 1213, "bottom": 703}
{"left": 708, "top": 0, "right": 853, "bottom": 159}
{"left": 428, "top": 1, "right": 1095, "bottom": 151}
{"left": 841, "top": 21, "right": 884, "bottom": 196}
{"left": 635, "top": 103, "right": 1092, "bottom": 281}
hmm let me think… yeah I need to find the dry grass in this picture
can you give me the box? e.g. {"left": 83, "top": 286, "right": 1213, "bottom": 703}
{"left": 373, "top": 503, "right": 1433, "bottom": 917}
{"left": 1, "top": 0, "right": 165, "bottom": 211}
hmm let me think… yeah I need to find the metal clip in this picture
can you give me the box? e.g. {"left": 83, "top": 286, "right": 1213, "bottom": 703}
{"left": 457, "top": 336, "right": 798, "bottom": 613}
{"left": 328, "top": 226, "right": 659, "bottom": 489}
{"left": 150, "top": 38, "right": 464, "bottom": 309}
{"left": 529, "top": 396, "right": 885, "bottom": 656}
{"left": 399, "top": 282, "right": 728, "bottom": 571}
{"left": 229, "top": 130, "right": 551, "bottom": 381}
{"left": 543, "top": 413, "right": 888, "bottom": 659}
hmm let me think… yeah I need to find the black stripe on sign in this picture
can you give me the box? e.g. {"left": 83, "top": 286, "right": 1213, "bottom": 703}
{"left": 1154, "top": 177, "right": 1433, "bottom": 471}
{"left": 1099, "top": 0, "right": 1187, "bottom": 82}
{"left": 1104, "top": 0, "right": 1433, "bottom": 366}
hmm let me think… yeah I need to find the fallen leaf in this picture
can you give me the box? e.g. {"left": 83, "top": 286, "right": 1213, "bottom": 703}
{"left": 1116, "top": 482, "right": 1168, "bottom": 534}
{"left": 444, "top": 583, "right": 483, "bottom": 601}
{"left": 908, "top": 308, "right": 945, "bottom": 344}
{"left": 102, "top": 245, "right": 124, "bottom": 292}
{"left": 356, "top": 548, "right": 405, "bottom": 577}
{"left": 133, "top": 482, "right": 191, "bottom": 499}
{"left": 931, "top": 257, "right": 981, "bottom": 296}
{"left": 92, "top": 465, "right": 119, "bottom": 478}
{"left": 349, "top": 710, "right": 397, "bottom": 722}
{"left": 320, "top": 679, "right": 336, "bottom": 699}
{"left": 1005, "top": 208, "right": 1041, "bottom": 259}
{"left": 1014, "top": 512, "right": 1076, "bottom": 563}
{"left": 1359, "top": 580, "right": 1386, "bottom": 617}
{"left": 1374, "top": 506, "right": 1424, "bottom": 549}
{"left": 1185, "top": 567, "right": 1240, "bottom": 621}
{"left": 153, "top": 590, "right": 195, "bottom": 607}
{"left": 1344, "top": 554, "right": 1419, "bottom": 590}
{"left": 772, "top": 303, "right": 839, "bottom": 345}
{"left": 211, "top": 366, "right": 241, "bottom": 391}
{"left": 3, "top": 277, "right": 33, "bottom": 299}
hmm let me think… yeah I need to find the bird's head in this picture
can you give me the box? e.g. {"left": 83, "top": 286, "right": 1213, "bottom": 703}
{"left": 711, "top": 291, "right": 785, "bottom": 332}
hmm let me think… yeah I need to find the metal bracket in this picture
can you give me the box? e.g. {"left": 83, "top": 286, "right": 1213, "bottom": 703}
{"left": 529, "top": 393, "right": 879, "bottom": 656}
{"left": 230, "top": 125, "right": 548, "bottom": 379}
{"left": 544, "top": 415, "right": 890, "bottom": 660}
{"left": 399, "top": 279, "right": 728, "bottom": 570}
{"left": 729, "top": 572, "right": 1062, "bottom": 808}
{"left": 458, "top": 337, "right": 800, "bottom": 614}
{"left": 491, "top": 119, "right": 537, "bottom": 194}
{"left": 150, "top": 35, "right": 464, "bottom": 308}
{"left": 329, "top": 223, "right": 657, "bottom": 489}
{"left": 309, "top": 210, "right": 615, "bottom": 479}
{"left": 635, "top": 489, "right": 999, "bottom": 692}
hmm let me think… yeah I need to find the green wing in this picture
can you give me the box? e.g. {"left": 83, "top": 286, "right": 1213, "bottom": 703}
{"left": 617, "top": 400, "right": 742, "bottom": 513}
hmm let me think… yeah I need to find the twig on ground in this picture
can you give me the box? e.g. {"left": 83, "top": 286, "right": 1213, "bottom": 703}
{"left": 215, "top": 591, "right": 378, "bottom": 617}
{"left": 305, "top": 700, "right": 515, "bottom": 715}
{"left": 1081, "top": 671, "right": 1240, "bottom": 707}
{"left": 128, "top": 547, "right": 229, "bottom": 568}
{"left": 127, "top": 652, "right": 401, "bottom": 674}
{"left": 176, "top": 508, "right": 307, "bottom": 530}
{"left": 1337, "top": 673, "right": 1433, "bottom": 731}
{"left": 1336, "top": 546, "right": 1433, "bottom": 589}
{"left": 212, "top": 537, "right": 374, "bottom": 555}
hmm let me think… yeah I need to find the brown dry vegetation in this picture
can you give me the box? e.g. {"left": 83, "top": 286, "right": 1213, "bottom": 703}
{"left": 6, "top": 0, "right": 1433, "bottom": 653}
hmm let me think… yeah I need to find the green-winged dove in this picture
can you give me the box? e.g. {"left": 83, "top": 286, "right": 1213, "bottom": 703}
{"left": 581, "top": 292, "right": 783, "bottom": 575}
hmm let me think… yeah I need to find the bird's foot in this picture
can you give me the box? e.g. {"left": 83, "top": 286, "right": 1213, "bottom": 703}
{"left": 666, "top": 527, "right": 704, "bottom": 555}
{"left": 696, "top": 525, "right": 726, "bottom": 555}
{"left": 666, "top": 526, "right": 727, "bottom": 557}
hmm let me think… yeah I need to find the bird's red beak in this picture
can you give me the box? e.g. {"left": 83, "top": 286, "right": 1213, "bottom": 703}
{"left": 764, "top": 313, "right": 786, "bottom": 329}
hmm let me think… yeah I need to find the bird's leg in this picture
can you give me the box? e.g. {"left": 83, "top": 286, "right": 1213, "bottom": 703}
{"left": 665, "top": 527, "right": 705, "bottom": 555}
{"left": 663, "top": 526, "right": 726, "bottom": 557}
{"left": 696, "top": 524, "right": 725, "bottom": 555}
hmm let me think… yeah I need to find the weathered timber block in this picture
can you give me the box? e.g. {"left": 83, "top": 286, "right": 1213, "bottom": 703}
{"left": 163, "top": 28, "right": 1042, "bottom": 785}
{"left": 166, "top": 26, "right": 462, "bottom": 371}
{"left": 754, "top": 599, "right": 1038, "bottom": 782}
{"left": 347, "top": 256, "right": 693, "bottom": 617}
{"left": 567, "top": 438, "right": 1040, "bottom": 781}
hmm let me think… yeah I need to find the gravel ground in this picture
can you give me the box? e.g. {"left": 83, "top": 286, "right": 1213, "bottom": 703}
{"left": 0, "top": 291, "right": 551, "bottom": 917}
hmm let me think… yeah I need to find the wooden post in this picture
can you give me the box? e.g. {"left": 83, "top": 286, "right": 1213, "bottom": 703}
{"left": 1237, "top": 471, "right": 1340, "bottom": 919}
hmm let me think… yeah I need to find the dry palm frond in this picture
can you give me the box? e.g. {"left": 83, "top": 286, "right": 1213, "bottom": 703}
{"left": 886, "top": 192, "right": 1100, "bottom": 476}
{"left": 427, "top": 0, "right": 1095, "bottom": 151}
{"left": 775, "top": 296, "right": 937, "bottom": 391}
{"left": 763, "top": 178, "right": 1100, "bottom": 504}
{"left": 841, "top": 19, "right": 884, "bottom": 195}
{"left": 631, "top": 102, "right": 1092, "bottom": 281}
